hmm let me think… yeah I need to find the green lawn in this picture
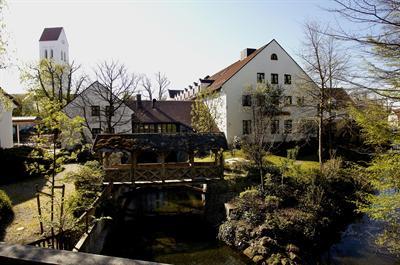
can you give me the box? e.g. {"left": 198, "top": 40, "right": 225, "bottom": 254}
{"left": 195, "top": 150, "right": 319, "bottom": 171}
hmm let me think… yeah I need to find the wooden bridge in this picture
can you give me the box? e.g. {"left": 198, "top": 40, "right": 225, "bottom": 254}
{"left": 92, "top": 133, "right": 228, "bottom": 185}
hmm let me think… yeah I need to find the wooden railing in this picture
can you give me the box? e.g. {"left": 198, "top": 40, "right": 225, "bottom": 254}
{"left": 28, "top": 183, "right": 114, "bottom": 250}
{"left": 104, "top": 162, "right": 223, "bottom": 183}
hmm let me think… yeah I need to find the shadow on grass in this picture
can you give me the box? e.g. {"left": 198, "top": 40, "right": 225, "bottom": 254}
{"left": 0, "top": 210, "right": 15, "bottom": 241}
{"left": 0, "top": 176, "right": 47, "bottom": 206}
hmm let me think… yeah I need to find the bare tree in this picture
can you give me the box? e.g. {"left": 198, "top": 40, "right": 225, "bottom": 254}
{"left": 154, "top": 71, "right": 171, "bottom": 100}
{"left": 92, "top": 61, "right": 140, "bottom": 133}
{"left": 22, "top": 59, "right": 86, "bottom": 108}
{"left": 141, "top": 74, "right": 153, "bottom": 100}
{"left": 328, "top": 0, "right": 400, "bottom": 99}
{"left": 140, "top": 71, "right": 171, "bottom": 100}
{"left": 241, "top": 83, "right": 284, "bottom": 192}
{"left": 298, "top": 21, "right": 349, "bottom": 166}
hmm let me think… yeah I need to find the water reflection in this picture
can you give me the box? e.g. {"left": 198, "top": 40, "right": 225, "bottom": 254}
{"left": 321, "top": 215, "right": 400, "bottom": 265}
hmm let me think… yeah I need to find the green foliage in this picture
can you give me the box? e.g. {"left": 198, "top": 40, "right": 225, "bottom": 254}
{"left": 0, "top": 146, "right": 50, "bottom": 184}
{"left": 357, "top": 152, "right": 400, "bottom": 254}
{"left": 191, "top": 90, "right": 221, "bottom": 132}
{"left": 219, "top": 158, "right": 367, "bottom": 262}
{"left": 67, "top": 161, "right": 104, "bottom": 217}
{"left": 348, "top": 102, "right": 396, "bottom": 149}
{"left": 0, "top": 189, "right": 12, "bottom": 218}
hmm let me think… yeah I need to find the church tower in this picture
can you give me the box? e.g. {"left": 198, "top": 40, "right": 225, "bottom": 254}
{"left": 39, "top": 27, "right": 69, "bottom": 64}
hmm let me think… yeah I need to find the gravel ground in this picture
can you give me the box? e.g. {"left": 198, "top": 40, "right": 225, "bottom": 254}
{"left": 0, "top": 164, "right": 81, "bottom": 244}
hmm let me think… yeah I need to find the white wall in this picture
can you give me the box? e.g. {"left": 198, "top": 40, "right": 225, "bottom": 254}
{"left": 0, "top": 102, "right": 14, "bottom": 148}
{"left": 222, "top": 40, "right": 316, "bottom": 143}
{"left": 39, "top": 29, "right": 69, "bottom": 64}
{"left": 63, "top": 82, "right": 134, "bottom": 142}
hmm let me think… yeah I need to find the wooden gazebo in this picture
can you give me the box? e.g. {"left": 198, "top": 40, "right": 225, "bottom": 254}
{"left": 92, "top": 133, "right": 228, "bottom": 184}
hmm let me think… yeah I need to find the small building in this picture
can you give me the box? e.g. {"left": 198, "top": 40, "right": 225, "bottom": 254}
{"left": 12, "top": 116, "right": 41, "bottom": 145}
{"left": 0, "top": 91, "right": 19, "bottom": 148}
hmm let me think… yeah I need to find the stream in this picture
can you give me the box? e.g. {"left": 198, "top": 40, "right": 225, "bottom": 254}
{"left": 320, "top": 215, "right": 400, "bottom": 265}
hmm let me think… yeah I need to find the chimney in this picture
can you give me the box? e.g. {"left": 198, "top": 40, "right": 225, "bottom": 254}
{"left": 136, "top": 94, "right": 142, "bottom": 108}
{"left": 240, "top": 48, "right": 256, "bottom": 60}
{"left": 152, "top": 98, "right": 156, "bottom": 108}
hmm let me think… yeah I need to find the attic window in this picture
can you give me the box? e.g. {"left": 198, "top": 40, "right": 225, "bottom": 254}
{"left": 271, "top": 53, "right": 278, "bottom": 60}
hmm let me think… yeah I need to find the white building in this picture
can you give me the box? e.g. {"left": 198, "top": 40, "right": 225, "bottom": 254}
{"left": 0, "top": 91, "right": 18, "bottom": 148}
{"left": 174, "top": 39, "right": 316, "bottom": 144}
{"left": 39, "top": 27, "right": 69, "bottom": 64}
{"left": 63, "top": 82, "right": 134, "bottom": 142}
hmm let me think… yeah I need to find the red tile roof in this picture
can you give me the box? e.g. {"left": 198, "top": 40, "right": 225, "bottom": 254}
{"left": 39, "top": 27, "right": 63, "bottom": 41}
{"left": 205, "top": 41, "right": 272, "bottom": 92}
{"left": 126, "top": 99, "right": 193, "bottom": 129}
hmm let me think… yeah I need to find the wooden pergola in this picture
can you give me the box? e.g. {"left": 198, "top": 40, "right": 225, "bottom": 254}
{"left": 92, "top": 133, "right": 228, "bottom": 184}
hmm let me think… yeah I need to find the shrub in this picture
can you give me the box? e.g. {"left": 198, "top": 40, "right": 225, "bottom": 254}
{"left": 0, "top": 189, "right": 13, "bottom": 225}
{"left": 66, "top": 161, "right": 104, "bottom": 217}
{"left": 0, "top": 146, "right": 50, "bottom": 184}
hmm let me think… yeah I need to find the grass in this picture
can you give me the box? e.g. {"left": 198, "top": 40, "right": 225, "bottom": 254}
{"left": 0, "top": 164, "right": 80, "bottom": 244}
{"left": 195, "top": 149, "right": 319, "bottom": 171}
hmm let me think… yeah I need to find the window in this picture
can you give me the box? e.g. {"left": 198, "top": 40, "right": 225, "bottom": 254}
{"left": 284, "top": 96, "right": 292, "bottom": 106}
{"left": 242, "top": 95, "right": 252, "bottom": 107}
{"left": 284, "top": 120, "right": 293, "bottom": 134}
{"left": 271, "top": 53, "right": 278, "bottom": 60}
{"left": 297, "top": 96, "right": 305, "bottom": 106}
{"left": 271, "top": 73, "right": 279, "bottom": 84}
{"left": 104, "top": 127, "right": 115, "bottom": 134}
{"left": 284, "top": 74, "right": 292, "bottom": 84}
{"left": 257, "top": 73, "right": 265, "bottom": 83}
{"left": 105, "top": 105, "right": 115, "bottom": 116}
{"left": 271, "top": 120, "right": 279, "bottom": 134}
{"left": 243, "top": 120, "right": 252, "bottom": 135}
{"left": 91, "top": 128, "right": 101, "bottom": 138}
{"left": 50, "top": 49, "right": 53, "bottom": 58}
{"left": 91, "top": 105, "right": 100, "bottom": 116}
{"left": 44, "top": 50, "right": 48, "bottom": 58}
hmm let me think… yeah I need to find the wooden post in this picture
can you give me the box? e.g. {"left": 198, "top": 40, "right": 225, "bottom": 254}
{"left": 189, "top": 150, "right": 194, "bottom": 164}
{"left": 16, "top": 124, "right": 20, "bottom": 145}
{"left": 161, "top": 152, "right": 166, "bottom": 183}
{"left": 36, "top": 193, "right": 44, "bottom": 235}
{"left": 59, "top": 184, "right": 65, "bottom": 233}
{"left": 214, "top": 150, "right": 219, "bottom": 165}
{"left": 130, "top": 151, "right": 137, "bottom": 185}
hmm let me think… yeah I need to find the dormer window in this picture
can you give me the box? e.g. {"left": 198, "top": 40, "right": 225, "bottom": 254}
{"left": 271, "top": 53, "right": 278, "bottom": 60}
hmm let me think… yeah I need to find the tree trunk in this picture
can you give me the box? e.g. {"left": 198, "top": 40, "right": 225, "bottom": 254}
{"left": 318, "top": 104, "right": 323, "bottom": 168}
{"left": 260, "top": 166, "right": 264, "bottom": 192}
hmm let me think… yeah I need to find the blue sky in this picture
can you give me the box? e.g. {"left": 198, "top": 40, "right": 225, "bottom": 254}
{"left": 0, "top": 0, "right": 343, "bottom": 94}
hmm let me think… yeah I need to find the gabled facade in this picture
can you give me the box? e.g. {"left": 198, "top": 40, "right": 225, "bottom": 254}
{"left": 174, "top": 39, "right": 317, "bottom": 143}
{"left": 63, "top": 83, "right": 194, "bottom": 142}
{"left": 39, "top": 27, "right": 69, "bottom": 64}
{"left": 63, "top": 82, "right": 134, "bottom": 142}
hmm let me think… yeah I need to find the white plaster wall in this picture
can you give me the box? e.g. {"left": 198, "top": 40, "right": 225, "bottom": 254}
{"left": 0, "top": 102, "right": 14, "bottom": 148}
{"left": 223, "top": 40, "right": 316, "bottom": 143}
{"left": 39, "top": 29, "right": 69, "bottom": 64}
{"left": 63, "top": 82, "right": 134, "bottom": 142}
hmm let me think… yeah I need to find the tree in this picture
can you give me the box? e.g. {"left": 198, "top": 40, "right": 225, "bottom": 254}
{"left": 0, "top": 0, "right": 9, "bottom": 70}
{"left": 21, "top": 59, "right": 86, "bottom": 108}
{"left": 30, "top": 98, "right": 83, "bottom": 240}
{"left": 299, "top": 21, "right": 349, "bottom": 166}
{"left": 241, "top": 83, "right": 284, "bottom": 191}
{"left": 191, "top": 89, "right": 222, "bottom": 133}
{"left": 140, "top": 71, "right": 170, "bottom": 100}
{"left": 329, "top": 0, "right": 400, "bottom": 99}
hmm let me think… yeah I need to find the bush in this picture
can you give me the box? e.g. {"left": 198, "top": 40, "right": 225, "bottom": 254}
{"left": 0, "top": 189, "right": 13, "bottom": 225}
{"left": 67, "top": 161, "right": 104, "bottom": 217}
{"left": 0, "top": 146, "right": 50, "bottom": 184}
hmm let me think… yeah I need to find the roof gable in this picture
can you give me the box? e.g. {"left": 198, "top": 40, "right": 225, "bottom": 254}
{"left": 39, "top": 27, "right": 63, "bottom": 41}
